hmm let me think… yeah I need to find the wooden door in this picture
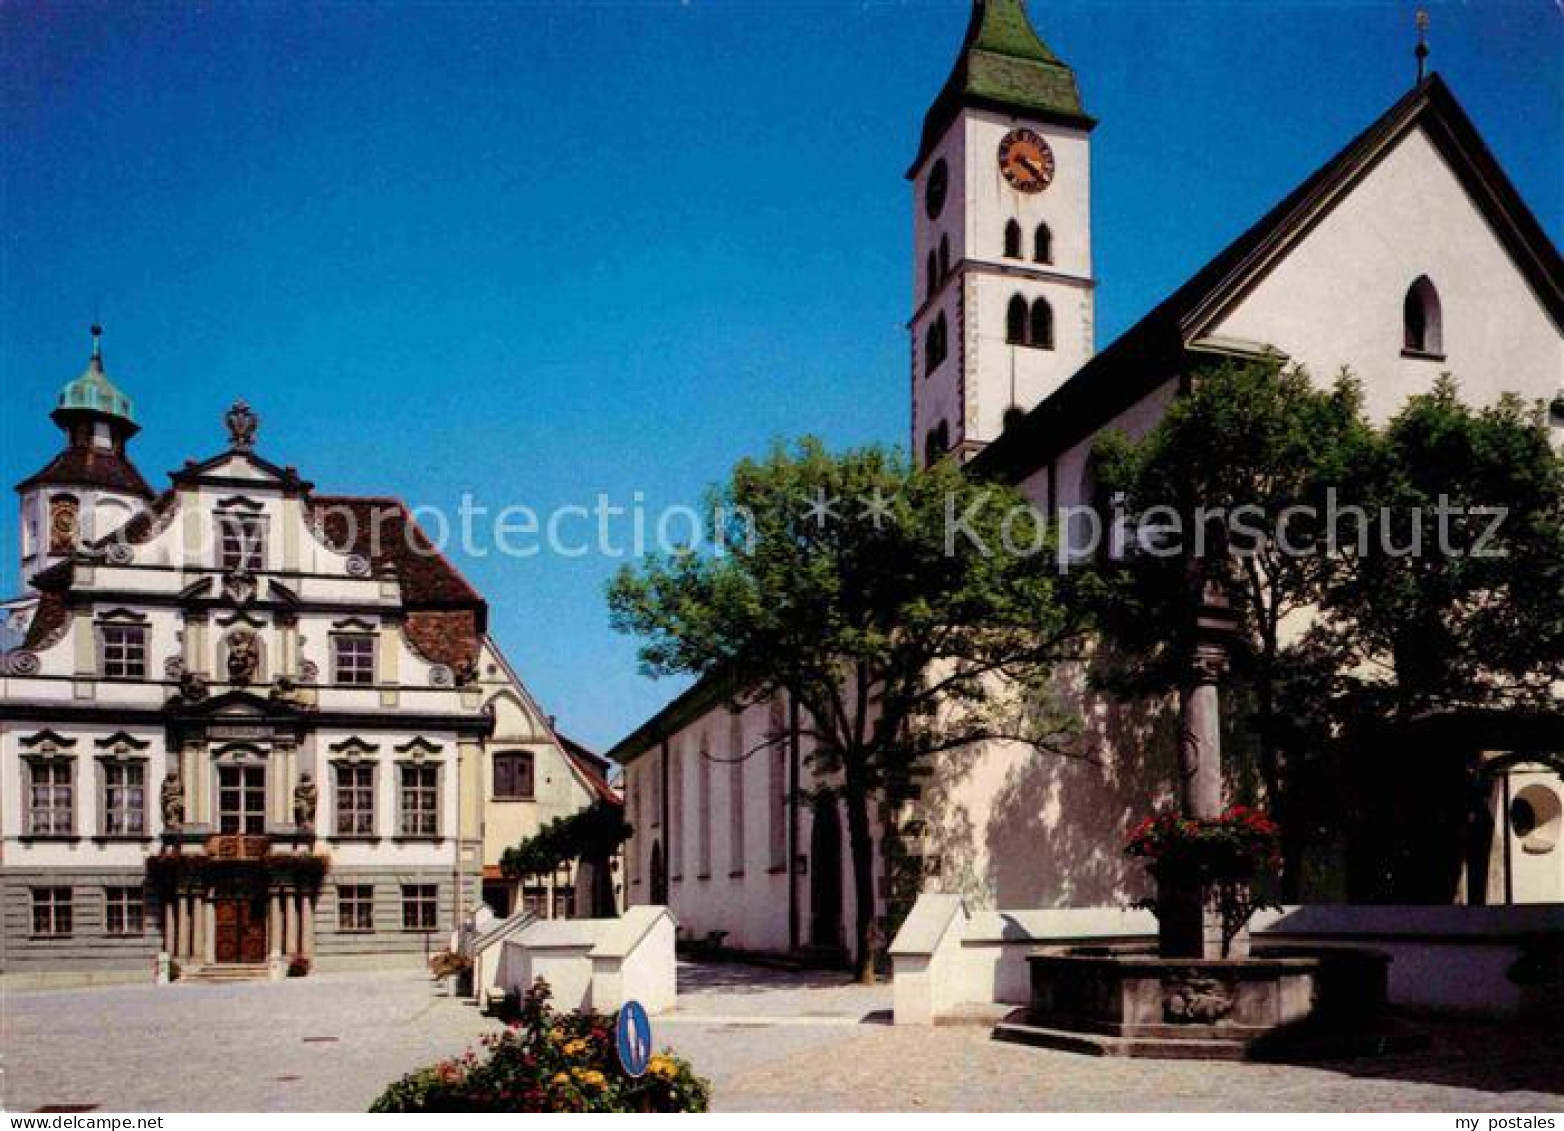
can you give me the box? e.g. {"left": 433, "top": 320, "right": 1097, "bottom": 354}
{"left": 214, "top": 896, "right": 268, "bottom": 964}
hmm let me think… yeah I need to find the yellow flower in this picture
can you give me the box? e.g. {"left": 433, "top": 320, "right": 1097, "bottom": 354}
{"left": 648, "top": 1055, "right": 679, "bottom": 1081}
{"left": 563, "top": 1038, "right": 588, "bottom": 1058}
{"left": 551, "top": 1072, "right": 570, "bottom": 1087}
{"left": 571, "top": 1067, "right": 606, "bottom": 1090}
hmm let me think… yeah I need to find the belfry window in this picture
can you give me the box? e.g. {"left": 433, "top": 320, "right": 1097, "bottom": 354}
{"left": 1034, "top": 223, "right": 1053, "bottom": 264}
{"left": 1403, "top": 276, "right": 1443, "bottom": 356}
{"left": 925, "top": 313, "right": 948, "bottom": 374}
{"left": 925, "top": 250, "right": 938, "bottom": 298}
{"left": 1003, "top": 220, "right": 1022, "bottom": 259}
{"left": 938, "top": 235, "right": 951, "bottom": 279}
{"left": 1030, "top": 298, "right": 1055, "bottom": 350}
{"left": 1006, "top": 295, "right": 1027, "bottom": 344}
{"left": 924, "top": 420, "right": 951, "bottom": 466}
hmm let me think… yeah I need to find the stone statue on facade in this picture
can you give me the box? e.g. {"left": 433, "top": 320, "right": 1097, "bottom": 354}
{"left": 161, "top": 770, "right": 185, "bottom": 830}
{"left": 293, "top": 772, "right": 318, "bottom": 830}
{"left": 225, "top": 399, "right": 259, "bottom": 451}
{"left": 227, "top": 630, "right": 260, "bottom": 686}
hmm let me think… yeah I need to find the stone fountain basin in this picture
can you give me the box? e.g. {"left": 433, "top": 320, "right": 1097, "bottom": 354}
{"left": 1003, "top": 944, "right": 1393, "bottom": 1056}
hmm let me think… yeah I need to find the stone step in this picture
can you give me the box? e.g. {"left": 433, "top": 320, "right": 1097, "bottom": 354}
{"left": 179, "top": 964, "right": 272, "bottom": 984}
{"left": 993, "top": 1017, "right": 1252, "bottom": 1060}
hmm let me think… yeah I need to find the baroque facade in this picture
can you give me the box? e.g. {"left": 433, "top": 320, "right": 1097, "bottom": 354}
{"left": 0, "top": 340, "right": 611, "bottom": 982}
{"left": 614, "top": 0, "right": 1564, "bottom": 961}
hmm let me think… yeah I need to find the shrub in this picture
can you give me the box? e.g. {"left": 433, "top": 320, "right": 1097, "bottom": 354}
{"left": 370, "top": 979, "right": 709, "bottom": 1113}
{"left": 287, "top": 956, "right": 311, "bottom": 978}
{"left": 428, "top": 950, "right": 472, "bottom": 980}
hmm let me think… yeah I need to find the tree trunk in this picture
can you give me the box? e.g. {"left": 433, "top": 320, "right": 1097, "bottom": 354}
{"left": 842, "top": 770, "right": 879, "bottom": 985}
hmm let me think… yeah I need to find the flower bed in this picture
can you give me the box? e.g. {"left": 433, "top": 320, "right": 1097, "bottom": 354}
{"left": 369, "top": 980, "right": 709, "bottom": 1113}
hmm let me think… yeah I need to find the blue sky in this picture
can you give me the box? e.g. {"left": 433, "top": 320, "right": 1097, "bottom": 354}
{"left": 3, "top": 1, "right": 1560, "bottom": 752}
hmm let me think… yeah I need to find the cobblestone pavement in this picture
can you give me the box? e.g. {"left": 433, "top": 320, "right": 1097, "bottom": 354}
{"left": 2, "top": 963, "right": 1560, "bottom": 1112}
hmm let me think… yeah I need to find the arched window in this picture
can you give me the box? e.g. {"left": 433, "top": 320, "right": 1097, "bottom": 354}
{"left": 1034, "top": 222, "right": 1053, "bottom": 264}
{"left": 924, "top": 312, "right": 948, "bottom": 375}
{"left": 1003, "top": 220, "right": 1022, "bottom": 259}
{"left": 1030, "top": 298, "right": 1054, "bottom": 350}
{"left": 1403, "top": 276, "right": 1443, "bottom": 355}
{"left": 1006, "top": 295, "right": 1027, "bottom": 344}
{"left": 938, "top": 235, "right": 951, "bottom": 279}
{"left": 925, "top": 250, "right": 937, "bottom": 299}
{"left": 923, "top": 420, "right": 950, "bottom": 466}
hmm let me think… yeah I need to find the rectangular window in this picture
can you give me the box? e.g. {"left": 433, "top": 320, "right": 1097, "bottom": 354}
{"left": 401, "top": 883, "right": 437, "bottom": 931}
{"left": 769, "top": 701, "right": 788, "bottom": 871}
{"left": 669, "top": 748, "right": 683, "bottom": 879}
{"left": 217, "top": 513, "right": 266, "bottom": 572}
{"left": 217, "top": 764, "right": 266, "bottom": 835}
{"left": 104, "top": 886, "right": 144, "bottom": 935}
{"left": 492, "top": 752, "right": 534, "bottom": 800}
{"left": 729, "top": 713, "right": 746, "bottom": 875}
{"left": 335, "top": 764, "right": 375, "bottom": 836}
{"left": 552, "top": 891, "right": 574, "bottom": 920}
{"left": 338, "top": 884, "right": 374, "bottom": 932}
{"left": 103, "top": 761, "right": 146, "bottom": 836}
{"left": 101, "top": 625, "right": 147, "bottom": 679}
{"left": 697, "top": 740, "right": 712, "bottom": 878}
{"left": 332, "top": 635, "right": 376, "bottom": 686}
{"left": 27, "top": 761, "right": 73, "bottom": 836}
{"left": 399, "top": 764, "right": 438, "bottom": 837}
{"left": 31, "top": 887, "right": 73, "bottom": 937}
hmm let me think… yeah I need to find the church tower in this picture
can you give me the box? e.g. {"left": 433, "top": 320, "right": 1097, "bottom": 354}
{"left": 909, "top": 0, "right": 1095, "bottom": 465}
{"left": 15, "top": 327, "right": 153, "bottom": 582}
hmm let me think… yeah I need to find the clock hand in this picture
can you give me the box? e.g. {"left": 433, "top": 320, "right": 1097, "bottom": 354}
{"left": 1018, "top": 155, "right": 1046, "bottom": 179}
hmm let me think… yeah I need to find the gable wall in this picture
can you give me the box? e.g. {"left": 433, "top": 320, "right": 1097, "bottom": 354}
{"left": 1209, "top": 125, "right": 1563, "bottom": 423}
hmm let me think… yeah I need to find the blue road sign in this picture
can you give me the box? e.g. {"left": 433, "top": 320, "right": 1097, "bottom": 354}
{"left": 615, "top": 1000, "right": 652, "bottom": 1079}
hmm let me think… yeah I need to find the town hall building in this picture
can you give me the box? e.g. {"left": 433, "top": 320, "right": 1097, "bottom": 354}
{"left": 612, "top": 0, "right": 1564, "bottom": 963}
{"left": 0, "top": 337, "right": 613, "bottom": 983}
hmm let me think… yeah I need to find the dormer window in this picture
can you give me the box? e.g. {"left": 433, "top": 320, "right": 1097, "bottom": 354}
{"left": 1402, "top": 276, "right": 1444, "bottom": 358}
{"left": 333, "top": 634, "right": 377, "bottom": 686}
{"left": 217, "top": 512, "right": 266, "bottom": 572}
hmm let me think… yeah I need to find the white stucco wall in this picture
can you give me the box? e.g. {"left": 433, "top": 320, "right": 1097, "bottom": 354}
{"left": 1208, "top": 124, "right": 1563, "bottom": 423}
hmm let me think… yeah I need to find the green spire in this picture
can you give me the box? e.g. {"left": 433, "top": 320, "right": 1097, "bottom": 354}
{"left": 56, "top": 324, "right": 136, "bottom": 424}
{"left": 911, "top": 0, "right": 1092, "bottom": 174}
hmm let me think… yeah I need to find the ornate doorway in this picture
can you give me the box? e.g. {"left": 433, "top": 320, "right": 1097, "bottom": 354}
{"left": 214, "top": 894, "right": 268, "bottom": 963}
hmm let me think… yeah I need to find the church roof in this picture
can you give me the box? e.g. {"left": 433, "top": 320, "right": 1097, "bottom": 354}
{"left": 909, "top": 0, "right": 1092, "bottom": 176}
{"left": 969, "top": 73, "right": 1564, "bottom": 484}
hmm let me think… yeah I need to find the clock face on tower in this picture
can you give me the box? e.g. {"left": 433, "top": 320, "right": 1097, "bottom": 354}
{"left": 925, "top": 158, "right": 949, "bottom": 220}
{"left": 997, "top": 128, "right": 1055, "bottom": 193}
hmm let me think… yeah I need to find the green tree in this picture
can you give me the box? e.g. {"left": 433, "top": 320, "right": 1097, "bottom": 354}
{"left": 1315, "top": 376, "right": 1564, "bottom": 717}
{"left": 1308, "top": 378, "right": 1564, "bottom": 900}
{"left": 1091, "top": 359, "right": 1374, "bottom": 897}
{"left": 608, "top": 438, "right": 1096, "bottom": 981}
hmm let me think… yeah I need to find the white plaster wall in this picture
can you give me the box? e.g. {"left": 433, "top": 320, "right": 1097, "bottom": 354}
{"left": 623, "top": 698, "right": 863, "bottom": 959}
{"left": 1209, "top": 125, "right": 1564, "bottom": 423}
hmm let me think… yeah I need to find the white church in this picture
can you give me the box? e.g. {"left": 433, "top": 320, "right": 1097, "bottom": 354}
{"left": 611, "top": 0, "right": 1564, "bottom": 963}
